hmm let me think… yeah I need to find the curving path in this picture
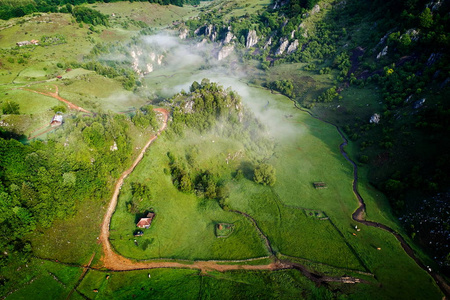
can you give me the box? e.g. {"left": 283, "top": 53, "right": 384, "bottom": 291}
{"left": 96, "top": 107, "right": 366, "bottom": 286}
{"left": 98, "top": 108, "right": 284, "bottom": 272}
{"left": 20, "top": 85, "right": 91, "bottom": 113}
{"left": 293, "top": 102, "right": 450, "bottom": 298}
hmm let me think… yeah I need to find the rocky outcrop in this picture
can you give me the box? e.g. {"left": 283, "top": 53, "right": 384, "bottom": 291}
{"left": 413, "top": 98, "right": 426, "bottom": 109}
{"left": 369, "top": 113, "right": 380, "bottom": 124}
{"left": 427, "top": 0, "right": 443, "bottom": 11}
{"left": 299, "top": 23, "right": 308, "bottom": 38}
{"left": 264, "top": 37, "right": 272, "bottom": 49}
{"left": 311, "top": 4, "right": 320, "bottom": 14}
{"left": 179, "top": 28, "right": 188, "bottom": 39}
{"left": 376, "top": 46, "right": 388, "bottom": 59}
{"left": 405, "top": 28, "right": 420, "bottom": 41}
{"left": 205, "top": 24, "right": 214, "bottom": 37}
{"left": 223, "top": 31, "right": 235, "bottom": 44}
{"left": 246, "top": 30, "right": 258, "bottom": 48}
{"left": 218, "top": 44, "right": 234, "bottom": 60}
{"left": 286, "top": 40, "right": 299, "bottom": 54}
{"left": 196, "top": 38, "right": 207, "bottom": 48}
{"left": 275, "top": 38, "right": 289, "bottom": 55}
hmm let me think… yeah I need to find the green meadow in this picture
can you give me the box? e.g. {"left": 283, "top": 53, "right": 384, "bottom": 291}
{"left": 0, "top": 1, "right": 445, "bottom": 299}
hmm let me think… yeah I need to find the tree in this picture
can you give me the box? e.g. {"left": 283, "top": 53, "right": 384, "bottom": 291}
{"left": 419, "top": 7, "right": 433, "bottom": 29}
{"left": 253, "top": 163, "right": 276, "bottom": 186}
{"left": 2, "top": 101, "right": 20, "bottom": 114}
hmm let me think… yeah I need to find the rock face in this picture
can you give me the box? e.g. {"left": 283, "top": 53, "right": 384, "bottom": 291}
{"left": 179, "top": 28, "right": 188, "bottom": 39}
{"left": 376, "top": 46, "right": 388, "bottom": 59}
{"left": 299, "top": 23, "right": 308, "bottom": 38}
{"left": 369, "top": 113, "right": 381, "bottom": 124}
{"left": 205, "top": 24, "right": 214, "bottom": 37}
{"left": 311, "top": 4, "right": 320, "bottom": 14}
{"left": 275, "top": 38, "right": 289, "bottom": 55}
{"left": 246, "top": 30, "right": 258, "bottom": 48}
{"left": 223, "top": 31, "right": 235, "bottom": 44}
{"left": 286, "top": 40, "right": 299, "bottom": 54}
{"left": 413, "top": 98, "right": 426, "bottom": 109}
{"left": 197, "top": 38, "right": 207, "bottom": 48}
{"left": 218, "top": 44, "right": 234, "bottom": 60}
{"left": 264, "top": 37, "right": 272, "bottom": 49}
{"left": 405, "top": 28, "right": 420, "bottom": 41}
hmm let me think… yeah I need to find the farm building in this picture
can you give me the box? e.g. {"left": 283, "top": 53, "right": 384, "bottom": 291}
{"left": 313, "top": 182, "right": 327, "bottom": 189}
{"left": 136, "top": 212, "right": 155, "bottom": 229}
{"left": 16, "top": 40, "right": 39, "bottom": 47}
{"left": 50, "top": 113, "right": 63, "bottom": 127}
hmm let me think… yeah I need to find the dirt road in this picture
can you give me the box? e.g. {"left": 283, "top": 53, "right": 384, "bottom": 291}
{"left": 20, "top": 85, "right": 91, "bottom": 113}
{"left": 293, "top": 103, "right": 450, "bottom": 298}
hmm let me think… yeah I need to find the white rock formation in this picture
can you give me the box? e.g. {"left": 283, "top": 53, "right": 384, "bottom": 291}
{"left": 246, "top": 30, "right": 258, "bottom": 48}
{"left": 223, "top": 31, "right": 235, "bottom": 44}
{"left": 311, "top": 4, "right": 320, "bottom": 14}
{"left": 405, "top": 28, "right": 420, "bottom": 41}
{"left": 110, "top": 141, "right": 118, "bottom": 151}
{"left": 413, "top": 98, "right": 426, "bottom": 109}
{"left": 275, "top": 38, "right": 289, "bottom": 55}
{"left": 376, "top": 46, "right": 388, "bottom": 59}
{"left": 157, "top": 55, "right": 164, "bottom": 65}
{"left": 218, "top": 44, "right": 234, "bottom": 60}
{"left": 369, "top": 113, "right": 380, "bottom": 124}
{"left": 287, "top": 40, "right": 299, "bottom": 54}
{"left": 179, "top": 28, "right": 188, "bottom": 39}
{"left": 146, "top": 63, "right": 153, "bottom": 73}
{"left": 205, "top": 24, "right": 214, "bottom": 37}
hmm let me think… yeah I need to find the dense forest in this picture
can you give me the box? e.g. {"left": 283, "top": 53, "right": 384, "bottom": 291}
{"left": 0, "top": 109, "right": 158, "bottom": 289}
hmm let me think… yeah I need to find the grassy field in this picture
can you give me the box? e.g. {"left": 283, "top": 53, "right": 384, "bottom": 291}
{"left": 6, "top": 259, "right": 83, "bottom": 300}
{"left": 89, "top": 1, "right": 203, "bottom": 28}
{"left": 110, "top": 132, "right": 269, "bottom": 260}
{"left": 76, "top": 268, "right": 335, "bottom": 300}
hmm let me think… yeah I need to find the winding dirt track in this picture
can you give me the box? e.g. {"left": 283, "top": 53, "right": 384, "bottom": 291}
{"left": 293, "top": 103, "right": 450, "bottom": 298}
{"left": 20, "top": 85, "right": 91, "bottom": 113}
{"left": 98, "top": 108, "right": 288, "bottom": 273}
{"left": 97, "top": 108, "right": 365, "bottom": 285}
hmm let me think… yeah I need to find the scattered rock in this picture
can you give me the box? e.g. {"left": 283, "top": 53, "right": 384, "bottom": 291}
{"left": 110, "top": 141, "right": 118, "bottom": 152}
{"left": 369, "top": 113, "right": 380, "bottom": 124}
{"left": 218, "top": 44, "right": 234, "bottom": 60}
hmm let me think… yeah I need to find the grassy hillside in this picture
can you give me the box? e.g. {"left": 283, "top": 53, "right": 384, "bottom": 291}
{"left": 0, "top": 0, "right": 448, "bottom": 299}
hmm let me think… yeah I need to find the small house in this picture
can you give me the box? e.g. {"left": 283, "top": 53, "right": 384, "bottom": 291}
{"left": 16, "top": 41, "right": 31, "bottom": 47}
{"left": 136, "top": 212, "right": 155, "bottom": 229}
